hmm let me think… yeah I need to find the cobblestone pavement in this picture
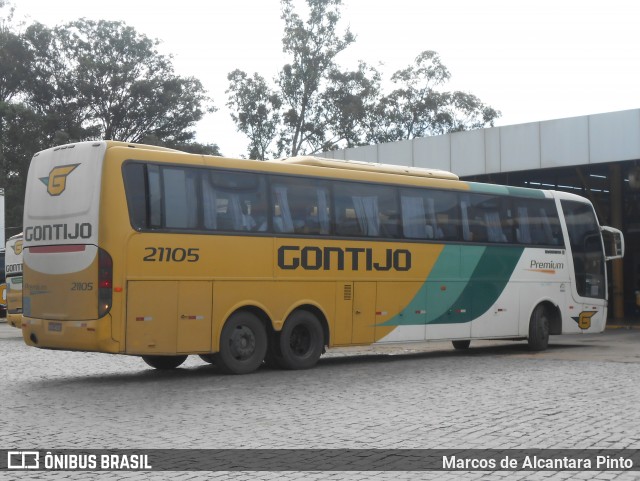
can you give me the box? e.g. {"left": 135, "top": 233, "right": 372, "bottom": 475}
{"left": 2, "top": 322, "right": 640, "bottom": 481}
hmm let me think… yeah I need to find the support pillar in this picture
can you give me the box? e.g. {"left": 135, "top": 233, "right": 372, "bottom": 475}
{"left": 609, "top": 164, "right": 624, "bottom": 321}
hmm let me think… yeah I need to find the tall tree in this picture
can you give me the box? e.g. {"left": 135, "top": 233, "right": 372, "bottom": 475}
{"left": 277, "top": 0, "right": 354, "bottom": 156}
{"left": 0, "top": 13, "right": 220, "bottom": 236}
{"left": 0, "top": 1, "right": 30, "bottom": 104}
{"left": 226, "top": 1, "right": 500, "bottom": 159}
{"left": 321, "top": 62, "right": 381, "bottom": 150}
{"left": 23, "top": 19, "right": 215, "bottom": 145}
{"left": 369, "top": 51, "right": 500, "bottom": 143}
{"left": 0, "top": 102, "right": 47, "bottom": 236}
{"left": 226, "top": 69, "right": 281, "bottom": 160}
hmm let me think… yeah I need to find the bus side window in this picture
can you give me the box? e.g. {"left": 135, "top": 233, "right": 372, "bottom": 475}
{"left": 515, "top": 198, "right": 563, "bottom": 246}
{"left": 515, "top": 206, "right": 532, "bottom": 244}
{"left": 201, "top": 170, "right": 267, "bottom": 233}
{"left": 122, "top": 163, "right": 148, "bottom": 229}
{"left": 401, "top": 195, "right": 431, "bottom": 239}
{"left": 485, "top": 211, "right": 507, "bottom": 242}
{"left": 147, "top": 165, "right": 162, "bottom": 228}
{"left": 162, "top": 167, "right": 199, "bottom": 229}
{"left": 270, "top": 177, "right": 331, "bottom": 235}
{"left": 334, "top": 182, "right": 393, "bottom": 238}
{"left": 460, "top": 199, "right": 470, "bottom": 241}
{"left": 400, "top": 191, "right": 447, "bottom": 240}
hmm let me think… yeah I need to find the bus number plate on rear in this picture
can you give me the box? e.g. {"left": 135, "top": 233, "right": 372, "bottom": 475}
{"left": 48, "top": 322, "right": 62, "bottom": 332}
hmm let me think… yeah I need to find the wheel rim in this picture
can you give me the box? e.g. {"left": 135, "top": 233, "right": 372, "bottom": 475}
{"left": 289, "top": 324, "right": 312, "bottom": 356}
{"left": 228, "top": 325, "right": 257, "bottom": 361}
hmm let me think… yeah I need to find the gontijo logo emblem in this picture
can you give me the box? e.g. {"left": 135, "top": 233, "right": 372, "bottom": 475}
{"left": 39, "top": 164, "right": 79, "bottom": 196}
{"left": 572, "top": 311, "right": 597, "bottom": 330}
{"left": 12, "top": 239, "right": 23, "bottom": 255}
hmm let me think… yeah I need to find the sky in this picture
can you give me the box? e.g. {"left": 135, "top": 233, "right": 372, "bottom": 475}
{"left": 10, "top": 0, "right": 640, "bottom": 158}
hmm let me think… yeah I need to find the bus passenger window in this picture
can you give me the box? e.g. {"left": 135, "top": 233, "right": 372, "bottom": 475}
{"left": 122, "top": 163, "right": 147, "bottom": 229}
{"left": 270, "top": 177, "right": 331, "bottom": 235}
{"left": 201, "top": 170, "right": 266, "bottom": 232}
{"left": 485, "top": 211, "right": 507, "bottom": 243}
{"left": 335, "top": 182, "right": 398, "bottom": 238}
{"left": 162, "top": 167, "right": 198, "bottom": 229}
{"left": 515, "top": 206, "right": 532, "bottom": 244}
{"left": 401, "top": 195, "right": 430, "bottom": 239}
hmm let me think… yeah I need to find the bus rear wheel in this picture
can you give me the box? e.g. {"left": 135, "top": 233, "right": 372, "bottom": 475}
{"left": 215, "top": 311, "right": 267, "bottom": 374}
{"left": 528, "top": 304, "right": 550, "bottom": 351}
{"left": 279, "top": 310, "right": 324, "bottom": 370}
{"left": 142, "top": 355, "right": 187, "bottom": 370}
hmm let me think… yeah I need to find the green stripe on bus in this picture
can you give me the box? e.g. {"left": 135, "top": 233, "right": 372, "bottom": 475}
{"left": 378, "top": 245, "right": 524, "bottom": 326}
{"left": 467, "top": 182, "right": 546, "bottom": 198}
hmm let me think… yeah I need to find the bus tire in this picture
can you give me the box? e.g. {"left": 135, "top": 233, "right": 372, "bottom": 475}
{"left": 452, "top": 340, "right": 471, "bottom": 350}
{"left": 279, "top": 310, "right": 324, "bottom": 370}
{"left": 142, "top": 355, "right": 187, "bottom": 370}
{"left": 528, "top": 304, "right": 550, "bottom": 351}
{"left": 215, "top": 311, "right": 267, "bottom": 374}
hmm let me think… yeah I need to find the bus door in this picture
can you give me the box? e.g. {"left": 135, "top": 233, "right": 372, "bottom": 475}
{"left": 561, "top": 200, "right": 608, "bottom": 329}
{"left": 352, "top": 282, "right": 376, "bottom": 344}
{"left": 126, "top": 281, "right": 212, "bottom": 354}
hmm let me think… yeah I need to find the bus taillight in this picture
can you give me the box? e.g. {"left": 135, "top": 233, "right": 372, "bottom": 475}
{"left": 98, "top": 248, "right": 113, "bottom": 317}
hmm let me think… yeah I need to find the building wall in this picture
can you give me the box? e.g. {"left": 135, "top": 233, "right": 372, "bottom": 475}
{"left": 319, "top": 108, "right": 640, "bottom": 176}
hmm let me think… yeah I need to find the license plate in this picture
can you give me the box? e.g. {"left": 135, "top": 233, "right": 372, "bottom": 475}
{"left": 48, "top": 322, "right": 62, "bottom": 332}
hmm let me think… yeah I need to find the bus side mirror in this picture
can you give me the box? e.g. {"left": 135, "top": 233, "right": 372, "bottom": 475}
{"left": 601, "top": 226, "right": 624, "bottom": 261}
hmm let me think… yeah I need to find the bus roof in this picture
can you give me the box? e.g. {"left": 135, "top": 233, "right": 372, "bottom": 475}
{"left": 272, "top": 156, "right": 459, "bottom": 181}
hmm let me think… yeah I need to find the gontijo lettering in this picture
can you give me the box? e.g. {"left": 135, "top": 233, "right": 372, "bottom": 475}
{"left": 278, "top": 245, "right": 411, "bottom": 271}
{"left": 24, "top": 223, "right": 92, "bottom": 242}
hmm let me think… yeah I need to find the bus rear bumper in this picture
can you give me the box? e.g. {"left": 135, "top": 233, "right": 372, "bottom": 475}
{"left": 7, "top": 313, "right": 23, "bottom": 329}
{"left": 21, "top": 316, "right": 120, "bottom": 353}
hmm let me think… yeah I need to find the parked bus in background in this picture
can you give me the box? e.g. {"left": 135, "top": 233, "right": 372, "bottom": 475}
{"left": 20, "top": 141, "right": 624, "bottom": 374}
{"left": 0, "top": 247, "right": 5, "bottom": 320}
{"left": 5, "top": 232, "right": 24, "bottom": 328}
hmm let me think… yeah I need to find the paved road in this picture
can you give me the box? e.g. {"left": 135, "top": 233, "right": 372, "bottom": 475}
{"left": 2, "top": 322, "right": 640, "bottom": 480}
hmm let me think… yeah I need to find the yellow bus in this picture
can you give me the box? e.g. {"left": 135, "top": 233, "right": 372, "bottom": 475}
{"left": 5, "top": 232, "right": 23, "bottom": 328}
{"left": 21, "top": 141, "right": 624, "bottom": 374}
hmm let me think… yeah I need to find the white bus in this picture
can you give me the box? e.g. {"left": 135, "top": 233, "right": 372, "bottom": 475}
{"left": 5, "top": 232, "right": 24, "bottom": 328}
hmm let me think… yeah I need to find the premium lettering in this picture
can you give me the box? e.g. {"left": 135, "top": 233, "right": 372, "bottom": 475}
{"left": 530, "top": 259, "right": 564, "bottom": 270}
{"left": 25, "top": 223, "right": 92, "bottom": 242}
{"left": 278, "top": 245, "right": 411, "bottom": 271}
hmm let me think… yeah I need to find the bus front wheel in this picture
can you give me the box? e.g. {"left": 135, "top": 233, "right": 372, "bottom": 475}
{"left": 528, "top": 304, "right": 550, "bottom": 351}
{"left": 215, "top": 312, "right": 267, "bottom": 374}
{"left": 142, "top": 355, "right": 188, "bottom": 370}
{"left": 279, "top": 310, "right": 324, "bottom": 370}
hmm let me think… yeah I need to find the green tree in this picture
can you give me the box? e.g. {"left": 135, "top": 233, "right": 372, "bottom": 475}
{"left": 0, "top": 12, "right": 220, "bottom": 236}
{"left": 226, "top": 1, "right": 500, "bottom": 159}
{"left": 369, "top": 51, "right": 500, "bottom": 143}
{"left": 321, "top": 62, "right": 381, "bottom": 150}
{"left": 226, "top": 69, "right": 281, "bottom": 160}
{"left": 23, "top": 22, "right": 95, "bottom": 144}
{"left": 0, "top": 1, "right": 30, "bottom": 103}
{"left": 24, "top": 19, "right": 215, "bottom": 145}
{"left": 0, "top": 102, "right": 47, "bottom": 236}
{"left": 277, "top": 0, "right": 355, "bottom": 156}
